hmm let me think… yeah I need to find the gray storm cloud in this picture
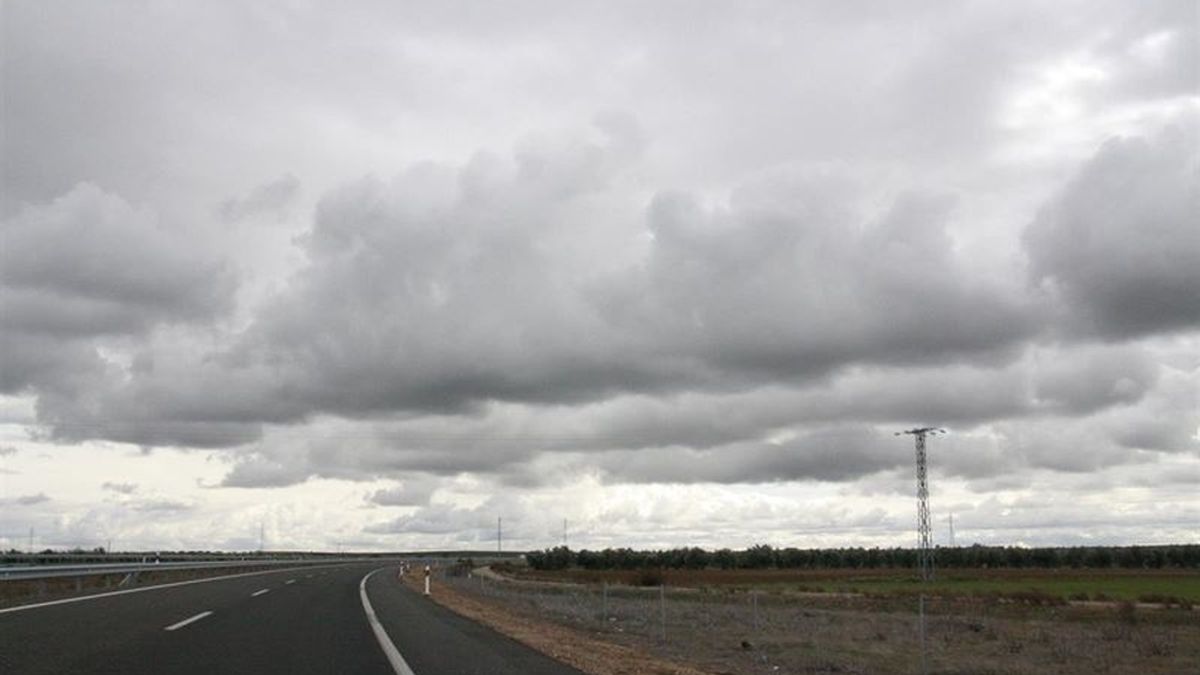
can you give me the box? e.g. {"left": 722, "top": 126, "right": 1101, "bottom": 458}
{"left": 219, "top": 174, "right": 302, "bottom": 223}
{"left": 101, "top": 481, "right": 138, "bottom": 495}
{"left": 134, "top": 140, "right": 1035, "bottom": 439}
{"left": 0, "top": 184, "right": 237, "bottom": 446}
{"left": 1, "top": 1, "right": 1195, "bottom": 504}
{"left": 4, "top": 118, "right": 1198, "bottom": 489}
{"left": 0, "top": 185, "right": 234, "bottom": 343}
{"left": 1026, "top": 118, "right": 1200, "bottom": 340}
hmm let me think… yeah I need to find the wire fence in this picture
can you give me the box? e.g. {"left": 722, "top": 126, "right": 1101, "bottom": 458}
{"left": 436, "top": 568, "right": 1197, "bottom": 675}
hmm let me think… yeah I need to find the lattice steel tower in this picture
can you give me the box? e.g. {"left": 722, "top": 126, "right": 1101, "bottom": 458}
{"left": 896, "top": 427, "right": 944, "bottom": 581}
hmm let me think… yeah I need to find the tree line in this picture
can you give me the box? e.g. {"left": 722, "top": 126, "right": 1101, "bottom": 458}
{"left": 525, "top": 543, "right": 1200, "bottom": 571}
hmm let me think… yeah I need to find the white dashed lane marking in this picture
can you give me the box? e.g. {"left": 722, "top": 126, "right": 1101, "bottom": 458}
{"left": 165, "top": 611, "right": 213, "bottom": 631}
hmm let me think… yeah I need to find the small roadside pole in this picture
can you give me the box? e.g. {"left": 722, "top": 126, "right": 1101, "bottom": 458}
{"left": 659, "top": 584, "right": 667, "bottom": 643}
{"left": 919, "top": 595, "right": 928, "bottom": 675}
{"left": 424, "top": 565, "right": 431, "bottom": 596}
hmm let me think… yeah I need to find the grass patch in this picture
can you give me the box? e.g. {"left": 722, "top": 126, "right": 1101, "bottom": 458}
{"left": 775, "top": 573, "right": 1200, "bottom": 603}
{"left": 510, "top": 566, "right": 1200, "bottom": 604}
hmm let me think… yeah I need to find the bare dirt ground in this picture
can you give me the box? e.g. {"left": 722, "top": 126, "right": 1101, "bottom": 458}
{"left": 401, "top": 572, "right": 712, "bottom": 675}
{"left": 417, "top": 567, "right": 1199, "bottom": 675}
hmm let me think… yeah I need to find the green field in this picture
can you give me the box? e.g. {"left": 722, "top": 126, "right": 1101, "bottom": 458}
{"left": 797, "top": 572, "right": 1200, "bottom": 603}
{"left": 513, "top": 565, "right": 1200, "bottom": 605}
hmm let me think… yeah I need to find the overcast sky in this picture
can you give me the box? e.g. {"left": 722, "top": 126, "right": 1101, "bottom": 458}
{"left": 2, "top": 1, "right": 1197, "bottom": 553}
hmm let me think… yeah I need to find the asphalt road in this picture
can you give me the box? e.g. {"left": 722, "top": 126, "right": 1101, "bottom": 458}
{"left": 0, "top": 563, "right": 584, "bottom": 675}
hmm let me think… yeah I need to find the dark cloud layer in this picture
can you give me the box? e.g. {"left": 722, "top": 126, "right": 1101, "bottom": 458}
{"left": 79, "top": 136, "right": 1037, "bottom": 448}
{"left": 1, "top": 2, "right": 1196, "bottom": 505}
{"left": 101, "top": 481, "right": 138, "bottom": 495}
{"left": 4, "top": 116, "right": 1197, "bottom": 491}
{"left": 219, "top": 174, "right": 301, "bottom": 223}
{"left": 0, "top": 184, "right": 235, "bottom": 398}
{"left": 1027, "top": 119, "right": 1200, "bottom": 339}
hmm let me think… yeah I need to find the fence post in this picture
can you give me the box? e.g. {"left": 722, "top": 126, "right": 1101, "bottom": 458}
{"left": 919, "top": 593, "right": 929, "bottom": 675}
{"left": 602, "top": 582, "right": 608, "bottom": 622}
{"left": 753, "top": 589, "right": 759, "bottom": 633}
{"left": 659, "top": 584, "right": 666, "bottom": 642}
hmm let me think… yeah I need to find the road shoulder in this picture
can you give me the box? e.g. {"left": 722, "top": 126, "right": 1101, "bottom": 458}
{"left": 404, "top": 574, "right": 713, "bottom": 675}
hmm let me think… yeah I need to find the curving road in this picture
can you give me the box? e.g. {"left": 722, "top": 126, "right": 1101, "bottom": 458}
{"left": 0, "top": 563, "right": 583, "bottom": 675}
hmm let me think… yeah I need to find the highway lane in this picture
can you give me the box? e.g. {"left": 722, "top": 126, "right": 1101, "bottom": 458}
{"left": 0, "top": 563, "right": 389, "bottom": 674}
{"left": 0, "top": 562, "right": 584, "bottom": 675}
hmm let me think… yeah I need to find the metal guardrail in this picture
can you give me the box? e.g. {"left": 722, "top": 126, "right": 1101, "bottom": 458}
{"left": 0, "top": 557, "right": 369, "bottom": 581}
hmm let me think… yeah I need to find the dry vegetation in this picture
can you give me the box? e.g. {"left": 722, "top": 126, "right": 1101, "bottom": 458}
{"left": 503, "top": 565, "right": 1200, "bottom": 605}
{"left": 420, "top": 564, "right": 1199, "bottom": 675}
{"left": 402, "top": 572, "right": 711, "bottom": 675}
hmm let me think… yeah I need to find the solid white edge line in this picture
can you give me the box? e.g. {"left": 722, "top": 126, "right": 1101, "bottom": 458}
{"left": 251, "top": 588, "right": 270, "bottom": 597}
{"left": 0, "top": 563, "right": 358, "bottom": 615}
{"left": 164, "top": 610, "right": 213, "bottom": 631}
{"left": 360, "top": 568, "right": 417, "bottom": 675}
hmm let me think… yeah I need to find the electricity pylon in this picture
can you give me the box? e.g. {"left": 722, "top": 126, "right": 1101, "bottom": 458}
{"left": 896, "top": 427, "right": 944, "bottom": 582}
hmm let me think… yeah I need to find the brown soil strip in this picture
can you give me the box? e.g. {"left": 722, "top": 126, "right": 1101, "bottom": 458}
{"left": 402, "top": 575, "right": 713, "bottom": 675}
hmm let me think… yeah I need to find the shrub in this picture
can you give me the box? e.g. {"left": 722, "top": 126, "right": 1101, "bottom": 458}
{"left": 1116, "top": 600, "right": 1137, "bottom": 625}
{"left": 1137, "top": 593, "right": 1193, "bottom": 610}
{"left": 1009, "top": 589, "right": 1066, "bottom": 606}
{"left": 634, "top": 567, "right": 665, "bottom": 587}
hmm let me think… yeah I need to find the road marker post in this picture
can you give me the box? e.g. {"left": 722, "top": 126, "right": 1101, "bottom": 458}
{"left": 424, "top": 565, "right": 431, "bottom": 595}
